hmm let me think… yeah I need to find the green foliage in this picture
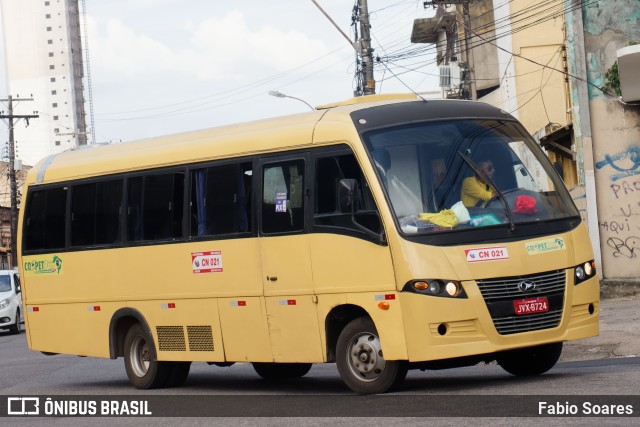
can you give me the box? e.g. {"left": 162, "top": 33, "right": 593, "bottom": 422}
{"left": 602, "top": 61, "right": 621, "bottom": 97}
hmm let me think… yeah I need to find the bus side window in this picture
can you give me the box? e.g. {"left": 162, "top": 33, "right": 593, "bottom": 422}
{"left": 190, "top": 162, "right": 252, "bottom": 237}
{"left": 262, "top": 160, "right": 305, "bottom": 234}
{"left": 314, "top": 153, "right": 382, "bottom": 234}
{"left": 70, "top": 179, "right": 122, "bottom": 247}
{"left": 127, "top": 172, "right": 184, "bottom": 242}
{"left": 23, "top": 186, "right": 67, "bottom": 251}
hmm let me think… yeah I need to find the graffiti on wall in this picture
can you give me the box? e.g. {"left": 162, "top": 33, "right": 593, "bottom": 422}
{"left": 605, "top": 236, "right": 639, "bottom": 258}
{"left": 595, "top": 145, "right": 640, "bottom": 181}
{"left": 597, "top": 148, "right": 640, "bottom": 259}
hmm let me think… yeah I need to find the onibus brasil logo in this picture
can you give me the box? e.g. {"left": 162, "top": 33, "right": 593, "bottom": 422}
{"left": 24, "top": 255, "right": 63, "bottom": 275}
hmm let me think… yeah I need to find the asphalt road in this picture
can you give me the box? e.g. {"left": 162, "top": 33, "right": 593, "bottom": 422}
{"left": 1, "top": 328, "right": 639, "bottom": 426}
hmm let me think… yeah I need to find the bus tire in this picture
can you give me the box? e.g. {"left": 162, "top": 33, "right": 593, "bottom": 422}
{"left": 336, "top": 317, "right": 408, "bottom": 394}
{"left": 166, "top": 362, "right": 191, "bottom": 387}
{"left": 497, "top": 342, "right": 563, "bottom": 376}
{"left": 9, "top": 309, "right": 21, "bottom": 334}
{"left": 124, "top": 323, "right": 171, "bottom": 389}
{"left": 252, "top": 362, "right": 312, "bottom": 381}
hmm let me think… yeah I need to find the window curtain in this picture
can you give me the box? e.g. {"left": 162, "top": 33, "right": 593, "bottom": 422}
{"left": 237, "top": 167, "right": 248, "bottom": 232}
{"left": 195, "top": 169, "right": 207, "bottom": 236}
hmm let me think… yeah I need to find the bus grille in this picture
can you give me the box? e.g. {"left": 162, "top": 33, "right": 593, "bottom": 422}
{"left": 491, "top": 308, "right": 564, "bottom": 335}
{"left": 476, "top": 269, "right": 566, "bottom": 335}
{"left": 156, "top": 326, "right": 187, "bottom": 351}
{"left": 156, "top": 325, "right": 215, "bottom": 352}
{"left": 187, "top": 325, "right": 215, "bottom": 352}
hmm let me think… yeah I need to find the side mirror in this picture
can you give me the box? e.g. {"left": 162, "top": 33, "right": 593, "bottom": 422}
{"left": 338, "top": 179, "right": 358, "bottom": 214}
{"left": 338, "top": 179, "right": 386, "bottom": 244}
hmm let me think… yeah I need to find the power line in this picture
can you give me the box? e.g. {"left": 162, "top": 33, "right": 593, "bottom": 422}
{"left": 443, "top": 0, "right": 616, "bottom": 99}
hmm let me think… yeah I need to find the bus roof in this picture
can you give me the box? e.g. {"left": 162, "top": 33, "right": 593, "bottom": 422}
{"left": 26, "top": 95, "right": 512, "bottom": 186}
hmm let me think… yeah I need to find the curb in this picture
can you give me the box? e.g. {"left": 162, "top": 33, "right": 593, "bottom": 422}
{"left": 600, "top": 279, "right": 640, "bottom": 299}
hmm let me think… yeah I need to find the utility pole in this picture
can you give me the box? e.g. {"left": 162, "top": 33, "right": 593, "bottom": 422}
{"left": 309, "top": 0, "right": 375, "bottom": 96}
{"left": 461, "top": 1, "right": 477, "bottom": 100}
{"left": 358, "top": 0, "right": 375, "bottom": 95}
{"left": 0, "top": 95, "right": 39, "bottom": 268}
{"left": 424, "top": 0, "right": 476, "bottom": 100}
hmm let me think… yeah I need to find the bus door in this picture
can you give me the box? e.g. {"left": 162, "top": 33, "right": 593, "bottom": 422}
{"left": 309, "top": 148, "right": 396, "bottom": 300}
{"left": 259, "top": 155, "right": 323, "bottom": 362}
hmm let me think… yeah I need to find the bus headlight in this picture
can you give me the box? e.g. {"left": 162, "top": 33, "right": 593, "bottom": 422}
{"left": 574, "top": 260, "right": 596, "bottom": 285}
{"left": 403, "top": 280, "right": 467, "bottom": 298}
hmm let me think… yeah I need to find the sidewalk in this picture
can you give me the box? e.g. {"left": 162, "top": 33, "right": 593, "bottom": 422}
{"left": 561, "top": 284, "right": 640, "bottom": 362}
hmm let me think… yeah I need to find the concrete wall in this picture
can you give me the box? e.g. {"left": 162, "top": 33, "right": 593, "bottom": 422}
{"left": 470, "top": 0, "right": 500, "bottom": 92}
{"left": 582, "top": 1, "right": 640, "bottom": 277}
{"left": 480, "top": 1, "right": 569, "bottom": 132}
{"left": 592, "top": 101, "right": 640, "bottom": 276}
{"left": 509, "top": 0, "right": 568, "bottom": 134}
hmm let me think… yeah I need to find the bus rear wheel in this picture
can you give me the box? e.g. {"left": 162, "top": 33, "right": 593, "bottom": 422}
{"left": 252, "top": 362, "right": 312, "bottom": 380}
{"left": 497, "top": 342, "right": 563, "bottom": 376}
{"left": 124, "top": 324, "right": 172, "bottom": 389}
{"left": 336, "top": 317, "right": 407, "bottom": 394}
{"left": 166, "top": 362, "right": 191, "bottom": 387}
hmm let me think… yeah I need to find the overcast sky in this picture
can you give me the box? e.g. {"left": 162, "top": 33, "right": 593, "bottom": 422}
{"left": 2, "top": 0, "right": 438, "bottom": 145}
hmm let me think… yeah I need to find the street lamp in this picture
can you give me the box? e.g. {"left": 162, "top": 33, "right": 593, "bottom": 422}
{"left": 268, "top": 91, "right": 314, "bottom": 111}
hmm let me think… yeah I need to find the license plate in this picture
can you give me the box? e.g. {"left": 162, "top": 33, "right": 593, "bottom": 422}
{"left": 514, "top": 297, "right": 549, "bottom": 315}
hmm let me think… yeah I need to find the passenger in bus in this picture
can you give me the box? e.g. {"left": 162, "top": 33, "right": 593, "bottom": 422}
{"left": 461, "top": 157, "right": 496, "bottom": 208}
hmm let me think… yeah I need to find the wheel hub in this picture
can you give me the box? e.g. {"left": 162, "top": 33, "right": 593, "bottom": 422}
{"left": 348, "top": 333, "right": 385, "bottom": 381}
{"left": 130, "top": 336, "right": 150, "bottom": 377}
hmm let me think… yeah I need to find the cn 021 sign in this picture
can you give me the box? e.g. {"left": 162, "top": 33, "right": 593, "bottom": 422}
{"left": 191, "top": 251, "right": 223, "bottom": 273}
{"left": 465, "top": 246, "right": 509, "bottom": 263}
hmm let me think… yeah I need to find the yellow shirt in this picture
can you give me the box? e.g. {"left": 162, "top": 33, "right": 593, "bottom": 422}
{"left": 461, "top": 176, "right": 493, "bottom": 207}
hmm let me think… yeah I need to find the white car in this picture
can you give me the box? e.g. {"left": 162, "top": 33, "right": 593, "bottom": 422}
{"left": 0, "top": 270, "right": 22, "bottom": 334}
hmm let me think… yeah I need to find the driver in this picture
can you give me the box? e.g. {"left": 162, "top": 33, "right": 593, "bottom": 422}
{"left": 461, "top": 158, "right": 496, "bottom": 207}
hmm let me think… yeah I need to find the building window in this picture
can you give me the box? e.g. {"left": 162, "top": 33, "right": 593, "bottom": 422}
{"left": 53, "top": 116, "right": 59, "bottom": 121}
{"left": 47, "top": 27, "right": 52, "bottom": 31}
{"left": 54, "top": 128, "right": 59, "bottom": 133}
{"left": 46, "top": 14, "right": 51, "bottom": 18}
{"left": 49, "top": 65, "right": 55, "bottom": 70}
{"left": 49, "top": 52, "right": 54, "bottom": 57}
{"left": 52, "top": 103, "right": 58, "bottom": 108}
{"left": 50, "top": 77, "right": 56, "bottom": 82}
{"left": 55, "top": 141, "right": 61, "bottom": 146}
{"left": 48, "top": 39, "right": 53, "bottom": 44}
{"left": 45, "top": 1, "right": 50, "bottom": 5}
{"left": 52, "top": 90, "right": 57, "bottom": 95}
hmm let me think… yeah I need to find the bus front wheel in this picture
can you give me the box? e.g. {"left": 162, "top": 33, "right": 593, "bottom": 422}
{"left": 336, "top": 317, "right": 407, "bottom": 394}
{"left": 497, "top": 342, "right": 563, "bottom": 376}
{"left": 124, "top": 324, "right": 172, "bottom": 389}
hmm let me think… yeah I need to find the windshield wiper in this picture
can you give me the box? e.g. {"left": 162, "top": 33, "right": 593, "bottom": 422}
{"left": 457, "top": 150, "right": 516, "bottom": 232}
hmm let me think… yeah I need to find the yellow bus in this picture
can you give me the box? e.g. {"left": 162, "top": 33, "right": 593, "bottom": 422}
{"left": 18, "top": 94, "right": 599, "bottom": 394}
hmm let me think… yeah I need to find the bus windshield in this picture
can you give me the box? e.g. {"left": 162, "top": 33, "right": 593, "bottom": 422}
{"left": 364, "top": 119, "right": 579, "bottom": 235}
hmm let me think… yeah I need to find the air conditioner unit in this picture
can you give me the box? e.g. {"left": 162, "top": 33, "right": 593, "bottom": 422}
{"left": 439, "top": 62, "right": 461, "bottom": 88}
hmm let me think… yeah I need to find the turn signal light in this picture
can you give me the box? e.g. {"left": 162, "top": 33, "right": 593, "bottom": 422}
{"left": 378, "top": 302, "right": 390, "bottom": 310}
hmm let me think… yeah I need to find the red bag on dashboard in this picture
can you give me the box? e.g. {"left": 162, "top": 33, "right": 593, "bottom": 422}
{"left": 513, "top": 195, "right": 537, "bottom": 214}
